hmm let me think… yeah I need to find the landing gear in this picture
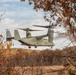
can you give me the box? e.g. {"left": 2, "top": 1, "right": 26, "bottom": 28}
{"left": 35, "top": 45, "right": 37, "bottom": 48}
{"left": 35, "top": 44, "right": 37, "bottom": 48}
{"left": 50, "top": 46, "right": 54, "bottom": 49}
{"left": 29, "top": 46, "right": 31, "bottom": 48}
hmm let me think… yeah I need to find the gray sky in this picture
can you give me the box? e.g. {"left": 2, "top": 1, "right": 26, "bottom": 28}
{"left": 0, "top": 0, "right": 75, "bottom": 50}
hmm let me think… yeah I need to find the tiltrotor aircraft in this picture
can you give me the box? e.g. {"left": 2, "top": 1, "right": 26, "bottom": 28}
{"left": 6, "top": 25, "right": 54, "bottom": 48}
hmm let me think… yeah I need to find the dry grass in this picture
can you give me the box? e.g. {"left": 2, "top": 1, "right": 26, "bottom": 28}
{"left": 0, "top": 46, "right": 76, "bottom": 75}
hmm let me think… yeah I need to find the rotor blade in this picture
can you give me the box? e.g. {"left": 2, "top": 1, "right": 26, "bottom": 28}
{"left": 18, "top": 28, "right": 42, "bottom": 31}
{"left": 33, "top": 25, "right": 55, "bottom": 28}
{"left": 33, "top": 25, "right": 49, "bottom": 28}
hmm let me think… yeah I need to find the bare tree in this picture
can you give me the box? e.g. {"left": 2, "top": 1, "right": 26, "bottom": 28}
{"left": 0, "top": 10, "right": 6, "bottom": 22}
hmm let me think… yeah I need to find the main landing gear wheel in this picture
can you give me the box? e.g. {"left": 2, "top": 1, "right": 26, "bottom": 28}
{"left": 35, "top": 45, "right": 37, "bottom": 48}
{"left": 35, "top": 44, "right": 37, "bottom": 48}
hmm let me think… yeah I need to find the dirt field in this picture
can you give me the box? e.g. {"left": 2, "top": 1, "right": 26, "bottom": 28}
{"left": 14, "top": 65, "right": 67, "bottom": 75}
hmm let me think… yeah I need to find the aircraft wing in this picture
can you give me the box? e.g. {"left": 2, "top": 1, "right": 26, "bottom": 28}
{"left": 35, "top": 34, "right": 47, "bottom": 39}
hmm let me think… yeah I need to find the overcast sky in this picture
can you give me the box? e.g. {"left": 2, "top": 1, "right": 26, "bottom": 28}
{"left": 0, "top": 0, "right": 75, "bottom": 50}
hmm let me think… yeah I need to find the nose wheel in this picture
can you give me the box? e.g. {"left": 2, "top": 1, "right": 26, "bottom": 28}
{"left": 29, "top": 46, "right": 31, "bottom": 48}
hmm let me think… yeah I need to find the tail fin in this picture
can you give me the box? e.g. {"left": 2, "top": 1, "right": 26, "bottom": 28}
{"left": 6, "top": 29, "right": 14, "bottom": 41}
{"left": 14, "top": 30, "right": 20, "bottom": 40}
